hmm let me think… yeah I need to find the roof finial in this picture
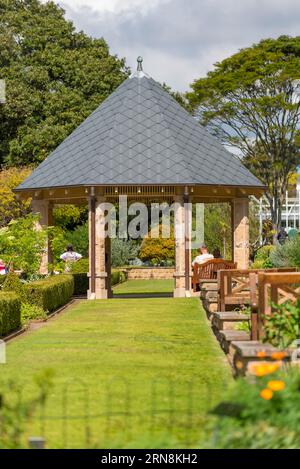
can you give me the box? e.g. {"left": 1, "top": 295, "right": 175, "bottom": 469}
{"left": 137, "top": 56, "right": 143, "bottom": 71}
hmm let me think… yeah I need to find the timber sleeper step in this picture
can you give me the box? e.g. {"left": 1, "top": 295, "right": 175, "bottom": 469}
{"left": 218, "top": 329, "right": 250, "bottom": 354}
{"left": 212, "top": 312, "right": 249, "bottom": 331}
{"left": 231, "top": 340, "right": 290, "bottom": 376}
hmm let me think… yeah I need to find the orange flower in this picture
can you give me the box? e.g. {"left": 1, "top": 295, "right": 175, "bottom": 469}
{"left": 248, "top": 361, "right": 281, "bottom": 377}
{"left": 260, "top": 388, "right": 273, "bottom": 400}
{"left": 257, "top": 350, "right": 267, "bottom": 358}
{"left": 271, "top": 351, "right": 286, "bottom": 360}
{"left": 267, "top": 380, "right": 285, "bottom": 391}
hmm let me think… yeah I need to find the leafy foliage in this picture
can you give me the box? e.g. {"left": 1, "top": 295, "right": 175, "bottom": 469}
{"left": 69, "top": 258, "right": 89, "bottom": 274}
{"left": 252, "top": 245, "right": 275, "bottom": 268}
{"left": 139, "top": 238, "right": 174, "bottom": 265}
{"left": 65, "top": 221, "right": 89, "bottom": 257}
{"left": 188, "top": 36, "right": 300, "bottom": 232}
{"left": 0, "top": 274, "right": 6, "bottom": 289}
{"left": 263, "top": 299, "right": 300, "bottom": 348}
{"left": 204, "top": 204, "right": 231, "bottom": 258}
{"left": 270, "top": 236, "right": 300, "bottom": 268}
{"left": 0, "top": 214, "right": 47, "bottom": 274}
{"left": 0, "top": 167, "right": 32, "bottom": 226}
{"left": 111, "top": 238, "right": 140, "bottom": 267}
{"left": 0, "top": 0, "right": 128, "bottom": 167}
{"left": 21, "top": 302, "right": 46, "bottom": 325}
{"left": 53, "top": 205, "right": 87, "bottom": 231}
{"left": 1, "top": 272, "right": 25, "bottom": 299}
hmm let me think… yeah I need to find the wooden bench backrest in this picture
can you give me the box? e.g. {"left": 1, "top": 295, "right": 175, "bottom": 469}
{"left": 250, "top": 271, "right": 300, "bottom": 340}
{"left": 193, "top": 259, "right": 237, "bottom": 287}
{"left": 218, "top": 267, "right": 296, "bottom": 312}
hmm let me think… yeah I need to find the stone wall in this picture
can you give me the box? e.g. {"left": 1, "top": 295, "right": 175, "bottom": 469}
{"left": 125, "top": 267, "right": 174, "bottom": 280}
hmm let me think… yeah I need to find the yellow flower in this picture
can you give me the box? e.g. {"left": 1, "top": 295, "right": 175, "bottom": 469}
{"left": 271, "top": 351, "right": 286, "bottom": 360}
{"left": 260, "top": 388, "right": 273, "bottom": 400}
{"left": 257, "top": 350, "right": 267, "bottom": 358}
{"left": 248, "top": 361, "right": 281, "bottom": 377}
{"left": 267, "top": 380, "right": 285, "bottom": 391}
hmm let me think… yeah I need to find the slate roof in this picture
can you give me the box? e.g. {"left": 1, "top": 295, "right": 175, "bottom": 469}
{"left": 16, "top": 66, "right": 263, "bottom": 191}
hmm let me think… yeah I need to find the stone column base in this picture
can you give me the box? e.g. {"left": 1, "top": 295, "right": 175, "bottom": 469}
{"left": 87, "top": 289, "right": 108, "bottom": 300}
{"left": 88, "top": 272, "right": 108, "bottom": 300}
{"left": 173, "top": 271, "right": 192, "bottom": 298}
{"left": 173, "top": 288, "right": 186, "bottom": 298}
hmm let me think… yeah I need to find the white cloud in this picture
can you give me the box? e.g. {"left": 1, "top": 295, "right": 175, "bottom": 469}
{"left": 54, "top": 0, "right": 167, "bottom": 14}
{"left": 41, "top": 0, "right": 300, "bottom": 92}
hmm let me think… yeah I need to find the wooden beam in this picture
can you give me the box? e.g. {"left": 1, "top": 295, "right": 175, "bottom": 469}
{"left": 89, "top": 195, "right": 96, "bottom": 296}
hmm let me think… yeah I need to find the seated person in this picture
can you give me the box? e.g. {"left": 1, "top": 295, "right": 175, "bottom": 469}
{"left": 192, "top": 244, "right": 214, "bottom": 267}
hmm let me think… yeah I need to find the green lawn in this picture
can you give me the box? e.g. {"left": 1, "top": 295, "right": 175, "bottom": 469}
{"left": 113, "top": 279, "right": 173, "bottom": 295}
{"left": 1, "top": 284, "right": 231, "bottom": 448}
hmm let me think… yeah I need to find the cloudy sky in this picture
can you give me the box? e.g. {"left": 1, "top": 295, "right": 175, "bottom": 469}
{"left": 49, "top": 0, "right": 300, "bottom": 91}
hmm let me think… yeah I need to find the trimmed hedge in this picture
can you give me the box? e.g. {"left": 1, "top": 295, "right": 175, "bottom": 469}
{"left": 23, "top": 275, "right": 74, "bottom": 313}
{"left": 111, "top": 270, "right": 127, "bottom": 285}
{"left": 71, "top": 270, "right": 127, "bottom": 295}
{"left": 70, "top": 259, "right": 89, "bottom": 295}
{"left": 72, "top": 272, "right": 89, "bottom": 296}
{"left": 0, "top": 292, "right": 21, "bottom": 337}
{"left": 70, "top": 258, "right": 127, "bottom": 295}
{"left": 0, "top": 275, "right": 7, "bottom": 288}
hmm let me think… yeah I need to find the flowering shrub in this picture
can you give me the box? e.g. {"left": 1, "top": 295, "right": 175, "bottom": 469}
{"left": 205, "top": 354, "right": 300, "bottom": 448}
{"left": 139, "top": 225, "right": 174, "bottom": 265}
{"left": 0, "top": 214, "right": 47, "bottom": 275}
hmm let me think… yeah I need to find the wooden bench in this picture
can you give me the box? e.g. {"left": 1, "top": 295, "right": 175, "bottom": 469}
{"left": 250, "top": 271, "right": 300, "bottom": 340}
{"left": 218, "top": 267, "right": 296, "bottom": 312}
{"left": 192, "top": 259, "right": 237, "bottom": 292}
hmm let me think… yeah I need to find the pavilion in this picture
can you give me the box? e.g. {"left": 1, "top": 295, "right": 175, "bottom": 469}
{"left": 15, "top": 58, "right": 264, "bottom": 299}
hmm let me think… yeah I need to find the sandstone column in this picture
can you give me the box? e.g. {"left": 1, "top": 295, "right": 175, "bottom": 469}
{"left": 232, "top": 198, "right": 249, "bottom": 269}
{"left": 174, "top": 195, "right": 186, "bottom": 297}
{"left": 88, "top": 196, "right": 108, "bottom": 299}
{"left": 184, "top": 195, "right": 192, "bottom": 295}
{"left": 31, "top": 199, "right": 53, "bottom": 275}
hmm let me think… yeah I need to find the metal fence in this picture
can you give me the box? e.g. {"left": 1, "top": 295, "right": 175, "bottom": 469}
{"left": 0, "top": 376, "right": 226, "bottom": 449}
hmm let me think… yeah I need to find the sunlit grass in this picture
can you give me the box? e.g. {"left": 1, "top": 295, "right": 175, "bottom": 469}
{"left": 113, "top": 279, "right": 173, "bottom": 295}
{"left": 1, "top": 289, "right": 231, "bottom": 448}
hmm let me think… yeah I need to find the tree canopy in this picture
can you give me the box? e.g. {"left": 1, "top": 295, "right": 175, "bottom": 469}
{"left": 0, "top": 0, "right": 128, "bottom": 167}
{"left": 188, "top": 36, "right": 300, "bottom": 232}
{"left": 0, "top": 166, "right": 32, "bottom": 226}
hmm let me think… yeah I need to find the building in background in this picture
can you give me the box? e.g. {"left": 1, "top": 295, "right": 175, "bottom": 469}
{"left": 254, "top": 167, "right": 300, "bottom": 243}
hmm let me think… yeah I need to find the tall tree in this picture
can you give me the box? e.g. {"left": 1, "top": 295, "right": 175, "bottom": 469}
{"left": 0, "top": 0, "right": 129, "bottom": 166}
{"left": 188, "top": 36, "right": 300, "bottom": 236}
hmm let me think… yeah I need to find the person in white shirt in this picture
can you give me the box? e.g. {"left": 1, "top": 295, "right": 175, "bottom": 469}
{"left": 60, "top": 245, "right": 82, "bottom": 272}
{"left": 192, "top": 244, "right": 214, "bottom": 267}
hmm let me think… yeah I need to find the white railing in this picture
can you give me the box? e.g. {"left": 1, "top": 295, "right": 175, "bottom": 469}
{"left": 252, "top": 192, "right": 300, "bottom": 243}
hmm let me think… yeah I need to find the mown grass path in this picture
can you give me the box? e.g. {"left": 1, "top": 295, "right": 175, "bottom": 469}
{"left": 1, "top": 283, "right": 231, "bottom": 448}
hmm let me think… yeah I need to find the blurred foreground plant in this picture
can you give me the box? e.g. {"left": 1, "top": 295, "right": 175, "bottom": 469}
{"left": 0, "top": 369, "right": 54, "bottom": 449}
